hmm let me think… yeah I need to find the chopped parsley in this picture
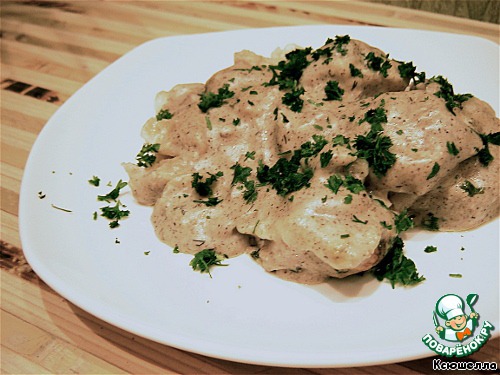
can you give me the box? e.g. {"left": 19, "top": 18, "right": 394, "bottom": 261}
{"left": 257, "top": 158, "right": 313, "bottom": 197}
{"left": 189, "top": 248, "right": 228, "bottom": 277}
{"left": 332, "top": 134, "right": 350, "bottom": 148}
{"left": 394, "top": 209, "right": 414, "bottom": 234}
{"left": 193, "top": 197, "right": 223, "bottom": 206}
{"left": 358, "top": 106, "right": 387, "bottom": 126}
{"left": 324, "top": 174, "right": 365, "bottom": 194}
{"left": 257, "top": 136, "right": 328, "bottom": 197}
{"left": 372, "top": 236, "right": 425, "bottom": 288}
{"left": 421, "top": 212, "right": 440, "bottom": 231}
{"left": 198, "top": 83, "right": 235, "bottom": 113}
{"left": 476, "top": 132, "right": 500, "bottom": 166}
{"left": 88, "top": 176, "right": 100, "bottom": 187}
{"left": 380, "top": 221, "right": 392, "bottom": 230}
{"left": 324, "top": 80, "right": 344, "bottom": 101}
{"left": 397, "top": 61, "right": 425, "bottom": 83}
{"left": 354, "top": 107, "right": 396, "bottom": 178}
{"left": 320, "top": 150, "right": 333, "bottom": 167}
{"left": 426, "top": 162, "right": 440, "bottom": 180}
{"left": 424, "top": 245, "right": 438, "bottom": 253}
{"left": 331, "top": 35, "right": 351, "bottom": 55}
{"left": 232, "top": 118, "right": 241, "bottom": 126}
{"left": 430, "top": 76, "right": 472, "bottom": 115}
{"left": 266, "top": 47, "right": 312, "bottom": 112}
{"left": 100, "top": 201, "right": 130, "bottom": 228}
{"left": 324, "top": 174, "right": 343, "bottom": 194}
{"left": 352, "top": 215, "right": 368, "bottom": 224}
{"left": 51, "top": 204, "right": 72, "bottom": 213}
{"left": 97, "top": 180, "right": 128, "bottom": 202}
{"left": 460, "top": 180, "right": 484, "bottom": 197}
{"left": 244, "top": 151, "right": 256, "bottom": 160}
{"left": 230, "top": 163, "right": 257, "bottom": 203}
{"left": 205, "top": 116, "right": 212, "bottom": 130}
{"left": 365, "top": 52, "right": 392, "bottom": 77}
{"left": 156, "top": 108, "right": 173, "bottom": 121}
{"left": 282, "top": 86, "right": 305, "bottom": 112}
{"left": 349, "top": 63, "right": 363, "bottom": 78}
{"left": 230, "top": 163, "right": 252, "bottom": 185}
{"left": 135, "top": 143, "right": 160, "bottom": 167}
{"left": 446, "top": 141, "right": 460, "bottom": 156}
{"left": 191, "top": 171, "right": 223, "bottom": 197}
{"left": 449, "top": 273, "right": 463, "bottom": 278}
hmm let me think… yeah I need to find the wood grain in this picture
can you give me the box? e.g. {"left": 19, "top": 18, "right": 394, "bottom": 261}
{"left": 1, "top": 1, "right": 499, "bottom": 374}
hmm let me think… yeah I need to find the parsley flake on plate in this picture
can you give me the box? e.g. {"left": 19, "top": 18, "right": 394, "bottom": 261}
{"left": 190, "top": 248, "right": 228, "bottom": 277}
{"left": 372, "top": 236, "right": 425, "bottom": 288}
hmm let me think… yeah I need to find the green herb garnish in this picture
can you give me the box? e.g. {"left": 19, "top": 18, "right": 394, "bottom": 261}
{"left": 372, "top": 236, "right": 425, "bottom": 288}
{"left": 88, "top": 176, "right": 100, "bottom": 187}
{"left": 426, "top": 162, "right": 440, "bottom": 180}
{"left": 424, "top": 245, "right": 438, "bottom": 253}
{"left": 324, "top": 80, "right": 344, "bottom": 101}
{"left": 352, "top": 215, "right": 368, "bottom": 224}
{"left": 365, "top": 52, "right": 392, "bottom": 77}
{"left": 476, "top": 132, "right": 500, "bottom": 166}
{"left": 198, "top": 83, "right": 235, "bottom": 113}
{"left": 97, "top": 180, "right": 128, "bottom": 202}
{"left": 190, "top": 248, "right": 228, "bottom": 277}
{"left": 446, "top": 141, "right": 460, "bottom": 156}
{"left": 100, "top": 200, "right": 130, "bottom": 228}
{"left": 191, "top": 171, "right": 223, "bottom": 197}
{"left": 460, "top": 180, "right": 484, "bottom": 197}
{"left": 156, "top": 108, "right": 173, "bottom": 121}
{"left": 430, "top": 76, "right": 472, "bottom": 115}
{"left": 394, "top": 209, "right": 414, "bottom": 234}
{"left": 193, "top": 197, "right": 223, "bottom": 206}
{"left": 135, "top": 143, "right": 160, "bottom": 167}
{"left": 257, "top": 136, "right": 327, "bottom": 197}
{"left": 421, "top": 212, "right": 440, "bottom": 231}
{"left": 349, "top": 63, "right": 363, "bottom": 78}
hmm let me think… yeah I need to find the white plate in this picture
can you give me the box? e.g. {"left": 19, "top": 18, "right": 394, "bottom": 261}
{"left": 19, "top": 25, "right": 499, "bottom": 367}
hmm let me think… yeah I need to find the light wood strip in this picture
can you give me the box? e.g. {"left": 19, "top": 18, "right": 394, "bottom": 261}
{"left": 123, "top": 0, "right": 330, "bottom": 27}
{"left": 1, "top": 163, "right": 22, "bottom": 194}
{"left": 1, "top": 310, "right": 127, "bottom": 374}
{"left": 2, "top": 123, "right": 43, "bottom": 154}
{"left": 0, "top": 142, "right": 30, "bottom": 170}
{"left": 1, "top": 212, "right": 22, "bottom": 249}
{"left": 212, "top": 0, "right": 372, "bottom": 26}
{"left": 1, "top": 64, "right": 80, "bottom": 102}
{"left": 1, "top": 187, "right": 19, "bottom": 217}
{"left": 0, "top": 2, "right": 157, "bottom": 43}
{"left": 0, "top": 345, "right": 51, "bottom": 374}
{"left": 278, "top": 1, "right": 499, "bottom": 42}
{"left": 1, "top": 18, "right": 134, "bottom": 56}
{"left": 2, "top": 91, "right": 59, "bottom": 128}
{"left": 0, "top": 270, "right": 270, "bottom": 374}
{"left": 1, "top": 39, "right": 108, "bottom": 82}
{"left": 75, "top": 1, "right": 253, "bottom": 33}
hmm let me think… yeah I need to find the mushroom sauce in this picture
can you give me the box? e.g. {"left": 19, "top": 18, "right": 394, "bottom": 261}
{"left": 124, "top": 36, "right": 499, "bottom": 284}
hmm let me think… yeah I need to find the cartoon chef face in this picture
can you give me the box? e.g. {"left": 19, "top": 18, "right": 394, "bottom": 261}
{"left": 446, "top": 314, "right": 468, "bottom": 331}
{"left": 436, "top": 294, "right": 468, "bottom": 331}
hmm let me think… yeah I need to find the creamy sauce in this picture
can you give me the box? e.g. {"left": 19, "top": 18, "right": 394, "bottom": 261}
{"left": 125, "top": 37, "right": 499, "bottom": 284}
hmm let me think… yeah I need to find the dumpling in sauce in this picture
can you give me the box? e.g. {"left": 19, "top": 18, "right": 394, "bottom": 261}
{"left": 125, "top": 36, "right": 499, "bottom": 284}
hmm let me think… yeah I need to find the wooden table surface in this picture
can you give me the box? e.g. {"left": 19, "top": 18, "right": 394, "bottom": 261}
{"left": 1, "top": 1, "right": 499, "bottom": 374}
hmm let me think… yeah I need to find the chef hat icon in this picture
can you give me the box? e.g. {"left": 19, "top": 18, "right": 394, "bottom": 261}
{"left": 436, "top": 294, "right": 466, "bottom": 320}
